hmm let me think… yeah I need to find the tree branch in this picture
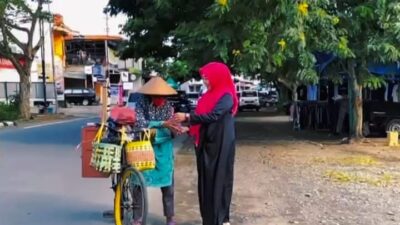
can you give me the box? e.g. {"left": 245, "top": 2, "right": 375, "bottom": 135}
{"left": 0, "top": 33, "right": 26, "bottom": 76}
{"left": 5, "top": 20, "right": 30, "bottom": 34}
{"left": 27, "top": 0, "right": 44, "bottom": 51}
{"left": 32, "top": 36, "right": 44, "bottom": 57}
{"left": 19, "top": 2, "right": 34, "bottom": 16}
{"left": 0, "top": 20, "right": 13, "bottom": 51}
{"left": 0, "top": 43, "right": 9, "bottom": 58}
{"left": 278, "top": 77, "right": 294, "bottom": 90}
{"left": 9, "top": 54, "right": 27, "bottom": 77}
{"left": 3, "top": 27, "right": 27, "bottom": 52}
{"left": 0, "top": 14, "right": 26, "bottom": 52}
{"left": 0, "top": 16, "right": 26, "bottom": 76}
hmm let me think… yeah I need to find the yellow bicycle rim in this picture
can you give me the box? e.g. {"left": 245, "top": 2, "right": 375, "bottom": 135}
{"left": 114, "top": 170, "right": 132, "bottom": 225}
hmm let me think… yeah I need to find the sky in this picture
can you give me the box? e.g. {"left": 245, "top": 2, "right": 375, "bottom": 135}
{"left": 50, "top": 0, "right": 127, "bottom": 36}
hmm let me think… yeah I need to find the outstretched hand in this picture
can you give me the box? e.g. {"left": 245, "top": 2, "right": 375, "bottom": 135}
{"left": 163, "top": 119, "right": 189, "bottom": 135}
{"left": 180, "top": 126, "right": 189, "bottom": 133}
{"left": 163, "top": 119, "right": 180, "bottom": 132}
{"left": 173, "top": 113, "right": 187, "bottom": 123}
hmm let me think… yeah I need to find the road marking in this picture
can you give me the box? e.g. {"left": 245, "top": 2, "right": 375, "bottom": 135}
{"left": 22, "top": 117, "right": 97, "bottom": 130}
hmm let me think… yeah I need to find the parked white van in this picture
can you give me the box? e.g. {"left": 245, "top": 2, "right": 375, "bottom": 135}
{"left": 239, "top": 90, "right": 261, "bottom": 112}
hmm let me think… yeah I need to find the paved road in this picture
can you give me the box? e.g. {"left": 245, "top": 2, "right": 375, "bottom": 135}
{"left": 0, "top": 117, "right": 173, "bottom": 225}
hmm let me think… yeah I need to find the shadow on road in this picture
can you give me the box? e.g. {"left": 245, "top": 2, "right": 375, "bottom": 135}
{"left": 0, "top": 192, "right": 112, "bottom": 225}
{"left": 0, "top": 191, "right": 188, "bottom": 225}
{"left": 0, "top": 118, "right": 96, "bottom": 146}
{"left": 235, "top": 111, "right": 345, "bottom": 145}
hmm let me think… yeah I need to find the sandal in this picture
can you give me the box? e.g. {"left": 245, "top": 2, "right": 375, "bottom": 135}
{"left": 166, "top": 217, "right": 177, "bottom": 225}
{"left": 133, "top": 219, "right": 142, "bottom": 225}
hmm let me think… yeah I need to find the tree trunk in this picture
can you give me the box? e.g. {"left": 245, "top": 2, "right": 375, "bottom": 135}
{"left": 277, "top": 81, "right": 289, "bottom": 103}
{"left": 355, "top": 86, "right": 363, "bottom": 138}
{"left": 19, "top": 73, "right": 31, "bottom": 120}
{"left": 347, "top": 60, "right": 363, "bottom": 141}
{"left": 291, "top": 84, "right": 298, "bottom": 102}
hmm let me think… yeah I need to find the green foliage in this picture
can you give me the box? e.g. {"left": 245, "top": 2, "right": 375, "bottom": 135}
{"left": 141, "top": 58, "right": 192, "bottom": 82}
{"left": 333, "top": 0, "right": 400, "bottom": 81}
{"left": 0, "top": 102, "right": 19, "bottom": 121}
{"left": 108, "top": 0, "right": 400, "bottom": 87}
{"left": 106, "top": 0, "right": 213, "bottom": 60}
{"left": 108, "top": 0, "right": 400, "bottom": 139}
{"left": 128, "top": 67, "right": 141, "bottom": 76}
{"left": 142, "top": 58, "right": 167, "bottom": 77}
{"left": 165, "top": 60, "right": 191, "bottom": 82}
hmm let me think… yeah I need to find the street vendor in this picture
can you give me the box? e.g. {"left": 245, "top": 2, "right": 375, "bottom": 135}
{"left": 132, "top": 75, "right": 185, "bottom": 225}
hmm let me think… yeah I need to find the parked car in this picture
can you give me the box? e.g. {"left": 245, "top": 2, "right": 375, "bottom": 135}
{"left": 187, "top": 92, "right": 200, "bottom": 109}
{"left": 363, "top": 101, "right": 400, "bottom": 136}
{"left": 125, "top": 92, "right": 141, "bottom": 110}
{"left": 259, "top": 91, "right": 279, "bottom": 107}
{"left": 125, "top": 91, "right": 191, "bottom": 113}
{"left": 239, "top": 90, "right": 261, "bottom": 111}
{"left": 64, "top": 88, "right": 97, "bottom": 106}
{"left": 168, "top": 91, "right": 191, "bottom": 113}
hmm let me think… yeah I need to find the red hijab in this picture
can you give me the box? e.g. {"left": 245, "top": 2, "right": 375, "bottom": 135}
{"left": 189, "top": 62, "right": 238, "bottom": 146}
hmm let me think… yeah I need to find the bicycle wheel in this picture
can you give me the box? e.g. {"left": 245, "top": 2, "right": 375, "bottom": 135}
{"left": 114, "top": 167, "right": 148, "bottom": 225}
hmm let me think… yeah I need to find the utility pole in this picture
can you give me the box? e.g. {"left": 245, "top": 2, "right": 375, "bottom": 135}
{"left": 39, "top": 17, "right": 47, "bottom": 113}
{"left": 48, "top": 3, "right": 58, "bottom": 113}
{"left": 101, "top": 13, "right": 110, "bottom": 122}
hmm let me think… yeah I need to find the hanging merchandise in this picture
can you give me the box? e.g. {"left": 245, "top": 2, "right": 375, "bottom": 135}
{"left": 384, "top": 82, "right": 388, "bottom": 102}
{"left": 125, "top": 129, "right": 156, "bottom": 171}
{"left": 90, "top": 123, "right": 122, "bottom": 173}
{"left": 307, "top": 85, "right": 318, "bottom": 101}
{"left": 397, "top": 83, "right": 400, "bottom": 103}
{"left": 384, "top": 81, "right": 395, "bottom": 102}
{"left": 392, "top": 84, "right": 399, "bottom": 103}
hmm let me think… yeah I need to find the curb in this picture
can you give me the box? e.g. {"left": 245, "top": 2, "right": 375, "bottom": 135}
{"left": 0, "top": 121, "right": 17, "bottom": 127}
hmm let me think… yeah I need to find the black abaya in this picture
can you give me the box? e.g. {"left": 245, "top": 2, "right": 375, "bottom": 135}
{"left": 190, "top": 94, "right": 236, "bottom": 225}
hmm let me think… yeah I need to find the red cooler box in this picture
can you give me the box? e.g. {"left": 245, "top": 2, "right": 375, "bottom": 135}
{"left": 81, "top": 125, "right": 110, "bottom": 178}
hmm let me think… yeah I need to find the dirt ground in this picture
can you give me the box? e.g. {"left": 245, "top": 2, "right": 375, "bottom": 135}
{"left": 174, "top": 111, "right": 400, "bottom": 225}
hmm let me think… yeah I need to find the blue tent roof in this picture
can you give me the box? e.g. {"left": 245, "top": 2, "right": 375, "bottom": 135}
{"left": 368, "top": 63, "right": 400, "bottom": 76}
{"left": 314, "top": 52, "right": 336, "bottom": 73}
{"left": 315, "top": 52, "right": 400, "bottom": 77}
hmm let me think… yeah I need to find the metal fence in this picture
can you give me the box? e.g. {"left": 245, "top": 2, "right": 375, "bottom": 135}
{"left": 0, "top": 82, "right": 56, "bottom": 102}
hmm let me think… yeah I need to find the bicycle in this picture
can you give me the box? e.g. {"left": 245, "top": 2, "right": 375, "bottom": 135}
{"left": 96, "top": 121, "right": 155, "bottom": 225}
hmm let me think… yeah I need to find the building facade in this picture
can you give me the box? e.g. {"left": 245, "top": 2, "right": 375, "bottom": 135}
{"left": 0, "top": 13, "right": 143, "bottom": 108}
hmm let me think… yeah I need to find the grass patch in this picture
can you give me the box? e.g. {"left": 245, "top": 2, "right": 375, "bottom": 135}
{"left": 312, "top": 155, "right": 378, "bottom": 166}
{"left": 324, "top": 170, "right": 394, "bottom": 186}
{"left": 0, "top": 102, "right": 19, "bottom": 121}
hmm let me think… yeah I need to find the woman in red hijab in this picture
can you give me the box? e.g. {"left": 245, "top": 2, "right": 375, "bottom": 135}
{"left": 174, "top": 62, "right": 238, "bottom": 225}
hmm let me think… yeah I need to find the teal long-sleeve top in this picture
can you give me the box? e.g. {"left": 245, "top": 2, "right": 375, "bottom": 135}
{"left": 141, "top": 121, "right": 174, "bottom": 187}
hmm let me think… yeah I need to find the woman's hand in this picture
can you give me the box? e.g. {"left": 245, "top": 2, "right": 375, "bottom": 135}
{"left": 163, "top": 119, "right": 182, "bottom": 134}
{"left": 173, "top": 113, "right": 187, "bottom": 123}
{"left": 180, "top": 126, "right": 189, "bottom": 133}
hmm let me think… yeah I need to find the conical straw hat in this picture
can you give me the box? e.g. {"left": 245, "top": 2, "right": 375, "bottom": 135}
{"left": 138, "top": 76, "right": 178, "bottom": 96}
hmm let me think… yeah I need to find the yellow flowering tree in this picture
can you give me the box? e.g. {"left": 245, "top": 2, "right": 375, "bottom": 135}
{"left": 108, "top": 0, "right": 400, "bottom": 140}
{"left": 298, "top": 2, "right": 309, "bottom": 16}
{"left": 217, "top": 0, "right": 227, "bottom": 7}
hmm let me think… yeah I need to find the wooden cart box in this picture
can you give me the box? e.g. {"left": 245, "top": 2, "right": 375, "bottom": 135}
{"left": 81, "top": 125, "right": 110, "bottom": 178}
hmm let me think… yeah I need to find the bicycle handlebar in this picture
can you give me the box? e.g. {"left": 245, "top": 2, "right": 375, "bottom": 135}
{"left": 87, "top": 122, "right": 154, "bottom": 136}
{"left": 89, "top": 122, "right": 149, "bottom": 134}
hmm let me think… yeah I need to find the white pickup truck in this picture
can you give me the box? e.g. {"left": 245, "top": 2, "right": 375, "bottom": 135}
{"left": 239, "top": 90, "right": 261, "bottom": 112}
